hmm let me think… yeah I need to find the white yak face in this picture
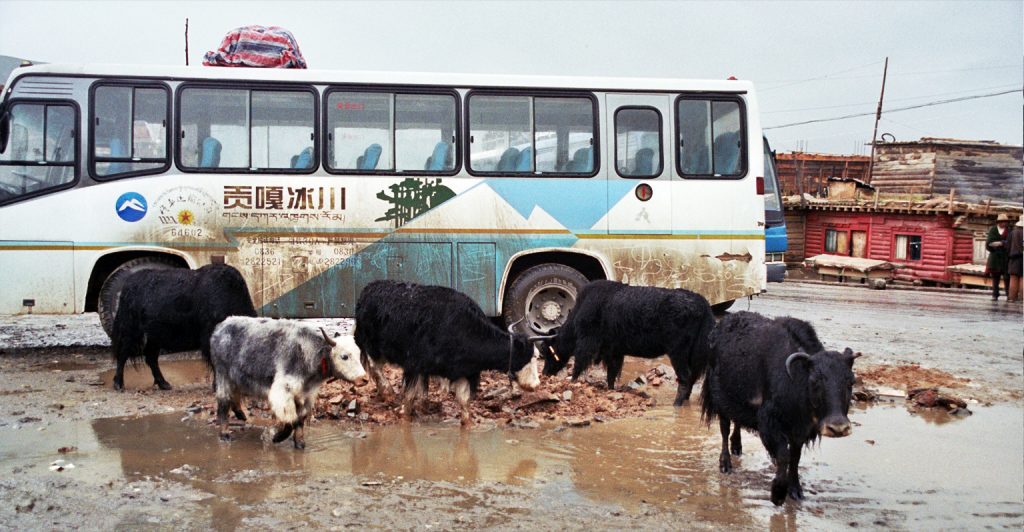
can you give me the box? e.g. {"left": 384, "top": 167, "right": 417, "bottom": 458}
{"left": 330, "top": 335, "right": 368, "bottom": 384}
{"left": 515, "top": 347, "right": 541, "bottom": 391}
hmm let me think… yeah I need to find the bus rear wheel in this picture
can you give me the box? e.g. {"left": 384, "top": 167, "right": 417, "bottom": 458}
{"left": 503, "top": 264, "right": 589, "bottom": 335}
{"left": 97, "top": 256, "right": 182, "bottom": 338}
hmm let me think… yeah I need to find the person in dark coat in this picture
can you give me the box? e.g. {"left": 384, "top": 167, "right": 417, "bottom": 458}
{"left": 1006, "top": 216, "right": 1023, "bottom": 303}
{"left": 986, "top": 213, "right": 1011, "bottom": 300}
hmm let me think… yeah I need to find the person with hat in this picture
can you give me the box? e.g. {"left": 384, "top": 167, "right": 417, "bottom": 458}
{"left": 1006, "top": 215, "right": 1024, "bottom": 303}
{"left": 986, "top": 213, "right": 1012, "bottom": 300}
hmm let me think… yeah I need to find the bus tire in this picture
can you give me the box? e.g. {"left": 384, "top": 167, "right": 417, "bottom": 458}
{"left": 503, "top": 264, "right": 588, "bottom": 335}
{"left": 711, "top": 299, "right": 735, "bottom": 315}
{"left": 97, "top": 256, "right": 182, "bottom": 338}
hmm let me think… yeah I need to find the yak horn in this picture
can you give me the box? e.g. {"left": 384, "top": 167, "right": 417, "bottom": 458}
{"left": 320, "top": 327, "right": 337, "bottom": 347}
{"left": 785, "top": 352, "right": 811, "bottom": 379}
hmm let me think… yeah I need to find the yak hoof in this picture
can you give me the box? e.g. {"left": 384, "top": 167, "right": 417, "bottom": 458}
{"left": 771, "top": 479, "right": 788, "bottom": 506}
{"left": 719, "top": 455, "right": 732, "bottom": 474}
{"left": 293, "top": 439, "right": 306, "bottom": 450}
{"left": 788, "top": 483, "right": 804, "bottom": 501}
{"left": 219, "top": 432, "right": 232, "bottom": 442}
{"left": 113, "top": 380, "right": 125, "bottom": 392}
{"left": 232, "top": 408, "right": 247, "bottom": 421}
{"left": 156, "top": 381, "right": 173, "bottom": 391}
{"left": 272, "top": 424, "right": 294, "bottom": 443}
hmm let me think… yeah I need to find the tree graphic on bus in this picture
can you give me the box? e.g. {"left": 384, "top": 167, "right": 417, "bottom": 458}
{"left": 375, "top": 178, "right": 455, "bottom": 227}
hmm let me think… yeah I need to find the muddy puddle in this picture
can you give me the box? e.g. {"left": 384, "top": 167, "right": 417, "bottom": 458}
{"left": 96, "top": 359, "right": 211, "bottom": 391}
{"left": 1, "top": 398, "right": 1020, "bottom": 529}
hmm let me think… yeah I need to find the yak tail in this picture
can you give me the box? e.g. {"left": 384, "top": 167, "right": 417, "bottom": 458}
{"left": 696, "top": 312, "right": 718, "bottom": 427}
{"left": 688, "top": 310, "right": 714, "bottom": 384}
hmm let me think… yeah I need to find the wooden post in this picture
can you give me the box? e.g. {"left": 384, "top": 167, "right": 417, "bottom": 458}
{"left": 866, "top": 57, "right": 889, "bottom": 182}
{"left": 947, "top": 188, "right": 955, "bottom": 215}
{"left": 184, "top": 18, "right": 190, "bottom": 66}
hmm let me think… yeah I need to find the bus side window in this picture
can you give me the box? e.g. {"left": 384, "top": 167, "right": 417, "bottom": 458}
{"left": 677, "top": 97, "right": 744, "bottom": 178}
{"left": 0, "top": 102, "right": 77, "bottom": 202}
{"left": 93, "top": 85, "right": 168, "bottom": 178}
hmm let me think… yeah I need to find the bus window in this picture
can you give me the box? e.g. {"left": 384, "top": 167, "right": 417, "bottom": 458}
{"left": 93, "top": 85, "right": 168, "bottom": 178}
{"left": 179, "top": 87, "right": 314, "bottom": 171}
{"left": 468, "top": 94, "right": 595, "bottom": 175}
{"left": 0, "top": 102, "right": 76, "bottom": 203}
{"left": 677, "top": 97, "right": 744, "bottom": 177}
{"left": 615, "top": 107, "right": 662, "bottom": 178}
{"left": 326, "top": 91, "right": 456, "bottom": 174}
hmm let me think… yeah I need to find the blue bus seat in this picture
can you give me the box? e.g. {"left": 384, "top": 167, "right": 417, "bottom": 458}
{"left": 199, "top": 137, "right": 222, "bottom": 168}
{"left": 425, "top": 141, "right": 451, "bottom": 171}
{"left": 357, "top": 143, "right": 382, "bottom": 170}
{"left": 107, "top": 137, "right": 128, "bottom": 174}
{"left": 568, "top": 147, "right": 592, "bottom": 173}
{"left": 515, "top": 147, "right": 532, "bottom": 172}
{"left": 634, "top": 148, "right": 654, "bottom": 176}
{"left": 496, "top": 147, "right": 520, "bottom": 171}
{"left": 291, "top": 147, "right": 313, "bottom": 169}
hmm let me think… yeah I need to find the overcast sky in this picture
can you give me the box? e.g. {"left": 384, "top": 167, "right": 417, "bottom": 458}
{"left": 1, "top": 0, "right": 1021, "bottom": 154}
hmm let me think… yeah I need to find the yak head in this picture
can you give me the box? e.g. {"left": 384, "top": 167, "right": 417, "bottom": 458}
{"left": 320, "top": 329, "right": 369, "bottom": 385}
{"left": 786, "top": 347, "right": 861, "bottom": 438}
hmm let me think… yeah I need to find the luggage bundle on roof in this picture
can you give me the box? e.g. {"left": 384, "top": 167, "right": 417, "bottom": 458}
{"left": 203, "top": 25, "right": 307, "bottom": 69}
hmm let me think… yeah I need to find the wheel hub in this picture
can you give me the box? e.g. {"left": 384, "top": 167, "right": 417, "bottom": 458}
{"left": 539, "top": 300, "right": 561, "bottom": 321}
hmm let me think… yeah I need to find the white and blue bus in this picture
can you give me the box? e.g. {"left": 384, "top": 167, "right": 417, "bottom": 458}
{"left": 0, "top": 64, "right": 768, "bottom": 335}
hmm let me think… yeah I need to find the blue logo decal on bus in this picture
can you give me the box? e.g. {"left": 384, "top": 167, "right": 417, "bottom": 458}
{"left": 116, "top": 192, "right": 148, "bottom": 222}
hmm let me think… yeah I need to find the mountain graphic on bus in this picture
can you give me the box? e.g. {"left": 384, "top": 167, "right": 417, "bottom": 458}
{"left": 115, "top": 192, "right": 147, "bottom": 222}
{"left": 118, "top": 199, "right": 146, "bottom": 213}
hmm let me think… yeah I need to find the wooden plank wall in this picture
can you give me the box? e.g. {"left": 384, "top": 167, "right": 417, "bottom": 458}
{"left": 933, "top": 146, "right": 1023, "bottom": 204}
{"left": 775, "top": 153, "right": 871, "bottom": 197}
{"left": 871, "top": 143, "right": 1023, "bottom": 204}
{"left": 783, "top": 209, "right": 805, "bottom": 264}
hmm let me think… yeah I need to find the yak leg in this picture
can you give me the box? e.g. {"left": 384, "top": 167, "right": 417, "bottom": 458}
{"left": 216, "top": 400, "right": 232, "bottom": 441}
{"left": 730, "top": 422, "right": 743, "bottom": 455}
{"left": 451, "top": 378, "right": 473, "bottom": 427}
{"left": 570, "top": 338, "right": 600, "bottom": 382}
{"left": 291, "top": 396, "right": 313, "bottom": 450}
{"left": 400, "top": 374, "right": 427, "bottom": 420}
{"left": 215, "top": 375, "right": 233, "bottom": 440}
{"left": 143, "top": 341, "right": 172, "bottom": 390}
{"left": 113, "top": 351, "right": 129, "bottom": 392}
{"left": 759, "top": 417, "right": 791, "bottom": 506}
{"left": 718, "top": 416, "right": 733, "bottom": 473}
{"left": 231, "top": 389, "right": 247, "bottom": 422}
{"left": 269, "top": 377, "right": 299, "bottom": 443}
{"left": 604, "top": 353, "right": 624, "bottom": 390}
{"left": 272, "top": 423, "right": 294, "bottom": 443}
{"left": 786, "top": 443, "right": 804, "bottom": 500}
{"left": 667, "top": 347, "right": 693, "bottom": 406}
{"left": 365, "top": 355, "right": 394, "bottom": 401}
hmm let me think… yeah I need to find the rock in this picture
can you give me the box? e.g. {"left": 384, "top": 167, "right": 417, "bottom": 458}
{"left": 361, "top": 481, "right": 382, "bottom": 487}
{"left": 650, "top": 377, "right": 663, "bottom": 387}
{"left": 328, "top": 395, "right": 346, "bottom": 405}
{"left": 57, "top": 446, "right": 77, "bottom": 454}
{"left": 562, "top": 390, "right": 573, "bottom": 402}
{"left": 18, "top": 416, "right": 41, "bottom": 424}
{"left": 510, "top": 419, "right": 540, "bottom": 429}
{"left": 170, "top": 464, "right": 196, "bottom": 477}
{"left": 609, "top": 392, "right": 624, "bottom": 401}
{"left": 654, "top": 364, "right": 675, "bottom": 379}
{"left": 358, "top": 413, "right": 369, "bottom": 422}
{"left": 15, "top": 498, "right": 34, "bottom": 513}
{"left": 49, "top": 459, "right": 75, "bottom": 472}
{"left": 347, "top": 400, "right": 358, "bottom": 413}
{"left": 564, "top": 418, "right": 591, "bottom": 428}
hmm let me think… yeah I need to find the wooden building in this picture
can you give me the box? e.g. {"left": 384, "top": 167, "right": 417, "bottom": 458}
{"left": 871, "top": 137, "right": 1023, "bottom": 205}
{"left": 774, "top": 152, "right": 870, "bottom": 197}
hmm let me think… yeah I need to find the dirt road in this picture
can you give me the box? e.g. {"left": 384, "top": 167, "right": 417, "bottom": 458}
{"left": 0, "top": 282, "right": 1021, "bottom": 530}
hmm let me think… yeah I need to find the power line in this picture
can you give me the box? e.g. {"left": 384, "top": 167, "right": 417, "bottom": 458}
{"left": 764, "top": 89, "right": 1022, "bottom": 130}
{"left": 763, "top": 83, "right": 1023, "bottom": 114}
{"left": 759, "top": 60, "right": 884, "bottom": 92}
{"left": 761, "top": 63, "right": 1020, "bottom": 88}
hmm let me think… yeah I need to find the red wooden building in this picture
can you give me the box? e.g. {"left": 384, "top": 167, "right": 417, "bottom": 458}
{"left": 802, "top": 207, "right": 975, "bottom": 284}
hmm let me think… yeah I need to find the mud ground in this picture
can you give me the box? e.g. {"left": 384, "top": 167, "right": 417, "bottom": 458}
{"left": 0, "top": 282, "right": 1021, "bottom": 530}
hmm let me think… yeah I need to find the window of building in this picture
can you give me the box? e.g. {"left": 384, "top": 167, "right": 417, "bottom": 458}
{"left": 824, "top": 228, "right": 850, "bottom": 255}
{"left": 326, "top": 91, "right": 456, "bottom": 173}
{"left": 93, "top": 84, "right": 169, "bottom": 178}
{"left": 468, "top": 94, "right": 595, "bottom": 175}
{"left": 615, "top": 107, "right": 662, "bottom": 178}
{"left": 179, "top": 86, "right": 315, "bottom": 171}
{"left": 894, "top": 234, "right": 922, "bottom": 261}
{"left": 677, "top": 97, "right": 744, "bottom": 177}
{"left": 0, "top": 102, "right": 76, "bottom": 204}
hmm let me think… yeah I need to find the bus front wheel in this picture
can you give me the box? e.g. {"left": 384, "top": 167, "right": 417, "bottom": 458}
{"left": 503, "top": 264, "right": 588, "bottom": 335}
{"left": 97, "top": 256, "right": 182, "bottom": 338}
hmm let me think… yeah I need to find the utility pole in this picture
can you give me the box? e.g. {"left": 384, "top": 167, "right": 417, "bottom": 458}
{"left": 866, "top": 57, "right": 889, "bottom": 182}
{"left": 184, "top": 18, "right": 190, "bottom": 66}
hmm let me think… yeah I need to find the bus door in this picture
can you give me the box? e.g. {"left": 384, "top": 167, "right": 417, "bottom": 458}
{"left": 604, "top": 94, "right": 673, "bottom": 283}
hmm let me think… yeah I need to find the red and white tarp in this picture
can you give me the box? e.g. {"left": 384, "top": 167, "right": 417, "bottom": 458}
{"left": 203, "top": 25, "right": 307, "bottom": 69}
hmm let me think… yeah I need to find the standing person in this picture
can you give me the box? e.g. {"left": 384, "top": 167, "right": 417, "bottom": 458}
{"left": 986, "top": 214, "right": 1011, "bottom": 300}
{"left": 1006, "top": 215, "right": 1024, "bottom": 303}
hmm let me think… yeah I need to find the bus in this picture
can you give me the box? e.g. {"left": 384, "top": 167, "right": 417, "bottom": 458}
{"left": 763, "top": 137, "right": 787, "bottom": 282}
{"left": 0, "top": 64, "right": 768, "bottom": 335}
